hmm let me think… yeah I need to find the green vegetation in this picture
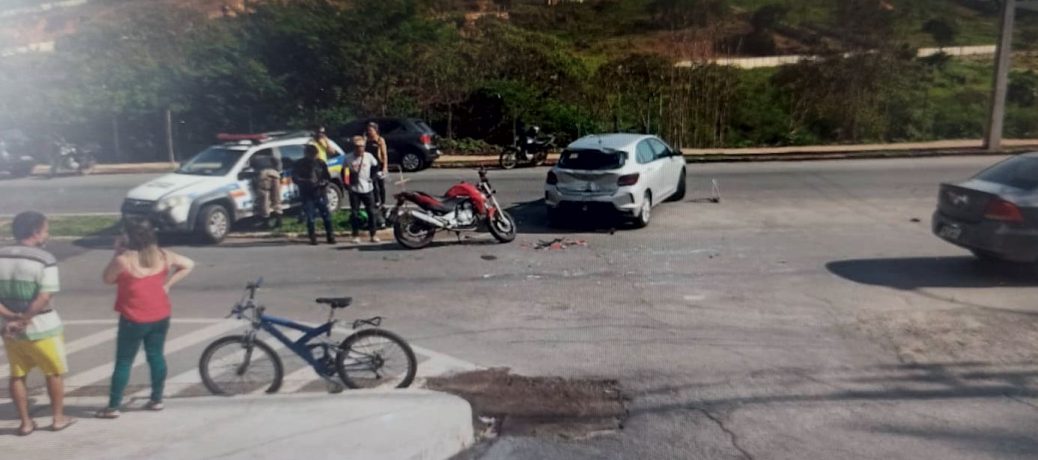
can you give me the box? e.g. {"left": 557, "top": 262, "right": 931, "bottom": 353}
{"left": 274, "top": 210, "right": 363, "bottom": 236}
{"left": 0, "top": 215, "right": 120, "bottom": 238}
{"left": 1, "top": 0, "right": 1036, "bottom": 158}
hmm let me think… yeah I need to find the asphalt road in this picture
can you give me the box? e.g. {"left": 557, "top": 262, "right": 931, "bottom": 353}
{"left": 3, "top": 155, "right": 1037, "bottom": 459}
{"left": 0, "top": 155, "right": 1003, "bottom": 216}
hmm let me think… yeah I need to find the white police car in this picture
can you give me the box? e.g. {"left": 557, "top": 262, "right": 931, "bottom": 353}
{"left": 121, "top": 131, "right": 346, "bottom": 244}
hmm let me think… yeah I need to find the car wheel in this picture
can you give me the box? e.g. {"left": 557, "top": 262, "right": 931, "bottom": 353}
{"left": 325, "top": 184, "right": 343, "bottom": 211}
{"left": 197, "top": 204, "right": 231, "bottom": 244}
{"left": 668, "top": 168, "right": 686, "bottom": 202}
{"left": 400, "top": 152, "right": 424, "bottom": 172}
{"left": 634, "top": 192, "right": 652, "bottom": 228}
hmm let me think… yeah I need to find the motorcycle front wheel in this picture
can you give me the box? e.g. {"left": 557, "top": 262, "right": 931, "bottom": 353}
{"left": 499, "top": 149, "right": 519, "bottom": 170}
{"left": 393, "top": 215, "right": 436, "bottom": 249}
{"left": 488, "top": 210, "right": 517, "bottom": 243}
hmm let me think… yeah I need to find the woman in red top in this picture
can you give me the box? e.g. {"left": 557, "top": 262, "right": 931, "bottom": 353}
{"left": 96, "top": 218, "right": 194, "bottom": 418}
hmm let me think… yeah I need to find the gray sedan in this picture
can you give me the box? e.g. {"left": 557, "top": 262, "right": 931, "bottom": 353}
{"left": 932, "top": 153, "right": 1038, "bottom": 262}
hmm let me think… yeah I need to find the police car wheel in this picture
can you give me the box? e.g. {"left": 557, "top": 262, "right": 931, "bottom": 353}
{"left": 197, "top": 204, "right": 231, "bottom": 244}
{"left": 325, "top": 184, "right": 343, "bottom": 211}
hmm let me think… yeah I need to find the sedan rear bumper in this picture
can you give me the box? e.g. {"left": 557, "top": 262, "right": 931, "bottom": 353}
{"left": 545, "top": 187, "right": 639, "bottom": 215}
{"left": 932, "top": 210, "right": 1038, "bottom": 262}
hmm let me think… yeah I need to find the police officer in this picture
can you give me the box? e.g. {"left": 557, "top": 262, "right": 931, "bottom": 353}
{"left": 249, "top": 149, "right": 283, "bottom": 229}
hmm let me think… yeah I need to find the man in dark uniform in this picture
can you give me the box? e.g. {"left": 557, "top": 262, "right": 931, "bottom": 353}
{"left": 291, "top": 145, "right": 336, "bottom": 245}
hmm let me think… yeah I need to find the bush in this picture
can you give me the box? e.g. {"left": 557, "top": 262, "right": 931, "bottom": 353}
{"left": 439, "top": 138, "right": 502, "bottom": 156}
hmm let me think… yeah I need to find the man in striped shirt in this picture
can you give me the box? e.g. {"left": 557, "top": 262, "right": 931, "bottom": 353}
{"left": 0, "top": 211, "right": 74, "bottom": 435}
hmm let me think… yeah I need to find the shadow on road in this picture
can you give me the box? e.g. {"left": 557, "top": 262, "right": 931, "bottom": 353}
{"left": 505, "top": 199, "right": 630, "bottom": 235}
{"left": 826, "top": 257, "right": 1038, "bottom": 290}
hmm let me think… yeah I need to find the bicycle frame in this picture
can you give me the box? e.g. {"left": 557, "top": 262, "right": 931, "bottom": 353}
{"left": 230, "top": 278, "right": 382, "bottom": 379}
{"left": 256, "top": 314, "right": 337, "bottom": 375}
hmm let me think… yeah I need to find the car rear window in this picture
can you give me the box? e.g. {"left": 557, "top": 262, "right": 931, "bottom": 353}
{"left": 975, "top": 156, "right": 1038, "bottom": 190}
{"left": 558, "top": 149, "right": 625, "bottom": 170}
{"left": 414, "top": 120, "right": 435, "bottom": 134}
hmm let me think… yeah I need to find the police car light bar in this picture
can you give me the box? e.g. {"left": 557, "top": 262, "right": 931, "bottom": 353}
{"left": 216, "top": 133, "right": 270, "bottom": 143}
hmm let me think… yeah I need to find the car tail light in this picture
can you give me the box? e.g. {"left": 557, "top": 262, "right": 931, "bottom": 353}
{"left": 546, "top": 171, "right": 558, "bottom": 185}
{"left": 618, "top": 173, "right": 639, "bottom": 186}
{"left": 984, "top": 198, "right": 1024, "bottom": 223}
{"left": 420, "top": 134, "right": 432, "bottom": 145}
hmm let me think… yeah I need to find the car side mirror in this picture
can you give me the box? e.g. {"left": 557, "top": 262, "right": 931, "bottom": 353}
{"left": 237, "top": 169, "right": 254, "bottom": 181}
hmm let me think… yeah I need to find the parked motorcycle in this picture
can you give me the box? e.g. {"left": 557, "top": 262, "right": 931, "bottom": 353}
{"left": 50, "top": 142, "right": 97, "bottom": 177}
{"left": 499, "top": 127, "right": 555, "bottom": 170}
{"left": 390, "top": 168, "right": 517, "bottom": 249}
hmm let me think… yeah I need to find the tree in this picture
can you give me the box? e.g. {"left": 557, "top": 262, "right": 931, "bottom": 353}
{"left": 649, "top": 0, "right": 730, "bottom": 30}
{"left": 412, "top": 28, "right": 477, "bottom": 139}
{"left": 773, "top": 50, "right": 928, "bottom": 142}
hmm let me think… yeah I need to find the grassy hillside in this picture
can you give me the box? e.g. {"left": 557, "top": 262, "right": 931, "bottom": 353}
{"left": 506, "top": 0, "right": 1034, "bottom": 59}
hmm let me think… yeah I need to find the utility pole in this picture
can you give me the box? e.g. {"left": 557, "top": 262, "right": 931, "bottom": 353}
{"left": 985, "top": 0, "right": 1016, "bottom": 152}
{"left": 165, "top": 108, "right": 176, "bottom": 164}
{"left": 986, "top": 0, "right": 1038, "bottom": 151}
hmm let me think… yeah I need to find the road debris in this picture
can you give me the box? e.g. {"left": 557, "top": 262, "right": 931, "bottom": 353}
{"left": 481, "top": 254, "right": 498, "bottom": 261}
{"left": 524, "top": 238, "right": 590, "bottom": 250}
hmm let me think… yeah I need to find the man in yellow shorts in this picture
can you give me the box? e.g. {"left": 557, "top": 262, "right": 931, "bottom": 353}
{"left": 0, "top": 211, "right": 75, "bottom": 435}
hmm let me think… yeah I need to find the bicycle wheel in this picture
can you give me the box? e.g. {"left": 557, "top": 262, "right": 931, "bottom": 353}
{"left": 199, "top": 335, "right": 284, "bottom": 395}
{"left": 336, "top": 329, "right": 417, "bottom": 389}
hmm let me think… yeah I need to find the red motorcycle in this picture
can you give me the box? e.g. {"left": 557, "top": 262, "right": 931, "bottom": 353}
{"left": 390, "top": 168, "right": 517, "bottom": 249}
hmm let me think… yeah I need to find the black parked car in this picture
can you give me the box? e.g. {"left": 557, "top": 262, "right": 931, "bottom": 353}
{"left": 932, "top": 153, "right": 1038, "bottom": 263}
{"left": 336, "top": 118, "right": 440, "bottom": 172}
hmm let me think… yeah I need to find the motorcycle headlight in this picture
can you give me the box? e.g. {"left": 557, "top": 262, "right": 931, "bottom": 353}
{"left": 156, "top": 195, "right": 191, "bottom": 212}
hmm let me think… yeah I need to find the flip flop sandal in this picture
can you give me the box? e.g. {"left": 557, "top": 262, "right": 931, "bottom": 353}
{"left": 17, "top": 421, "right": 38, "bottom": 436}
{"left": 50, "top": 418, "right": 77, "bottom": 432}
{"left": 95, "top": 408, "right": 121, "bottom": 419}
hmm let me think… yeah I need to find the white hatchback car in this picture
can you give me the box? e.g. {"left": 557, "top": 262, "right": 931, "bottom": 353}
{"left": 545, "top": 133, "right": 686, "bottom": 227}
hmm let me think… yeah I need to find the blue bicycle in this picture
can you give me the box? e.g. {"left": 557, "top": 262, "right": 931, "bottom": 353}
{"left": 198, "top": 278, "right": 417, "bottom": 395}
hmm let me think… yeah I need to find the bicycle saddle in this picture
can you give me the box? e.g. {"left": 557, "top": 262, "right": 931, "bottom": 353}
{"left": 315, "top": 297, "right": 353, "bottom": 309}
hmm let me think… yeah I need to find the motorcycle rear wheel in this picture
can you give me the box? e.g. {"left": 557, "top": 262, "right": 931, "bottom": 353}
{"left": 393, "top": 216, "right": 436, "bottom": 249}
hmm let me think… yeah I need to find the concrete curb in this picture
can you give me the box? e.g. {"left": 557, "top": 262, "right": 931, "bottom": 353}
{"left": 1, "top": 392, "right": 474, "bottom": 460}
{"left": 682, "top": 147, "right": 1030, "bottom": 163}
{"left": 234, "top": 227, "right": 396, "bottom": 241}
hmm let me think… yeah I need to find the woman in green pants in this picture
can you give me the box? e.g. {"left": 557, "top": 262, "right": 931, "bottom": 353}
{"left": 96, "top": 219, "right": 194, "bottom": 418}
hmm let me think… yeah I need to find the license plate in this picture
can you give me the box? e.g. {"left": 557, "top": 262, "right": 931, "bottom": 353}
{"left": 939, "top": 224, "right": 963, "bottom": 240}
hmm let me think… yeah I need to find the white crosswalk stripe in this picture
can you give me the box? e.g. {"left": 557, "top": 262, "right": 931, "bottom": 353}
{"left": 63, "top": 321, "right": 242, "bottom": 391}
{"left": 0, "top": 327, "right": 119, "bottom": 380}
{"left": 1, "top": 319, "right": 481, "bottom": 399}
